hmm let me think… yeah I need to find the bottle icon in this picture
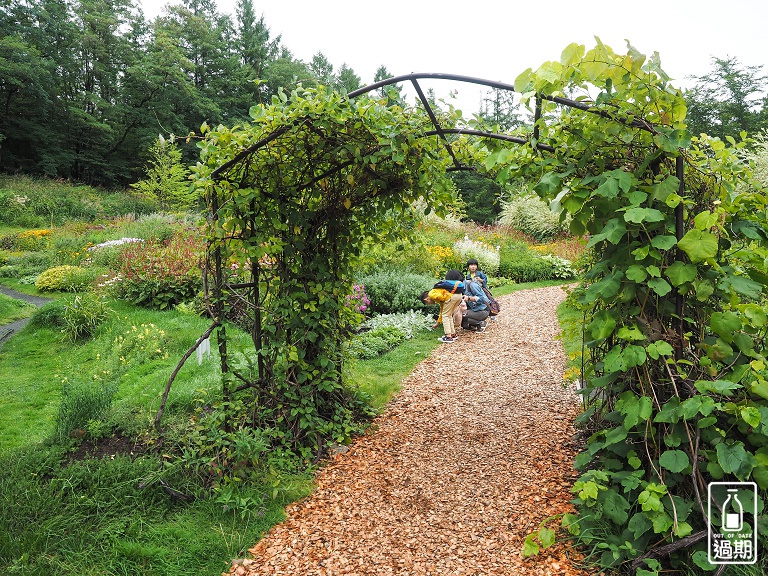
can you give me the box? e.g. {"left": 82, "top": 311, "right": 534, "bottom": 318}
{"left": 722, "top": 489, "right": 743, "bottom": 532}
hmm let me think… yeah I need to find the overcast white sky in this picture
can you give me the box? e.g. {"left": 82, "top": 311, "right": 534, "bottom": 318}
{"left": 139, "top": 0, "right": 768, "bottom": 115}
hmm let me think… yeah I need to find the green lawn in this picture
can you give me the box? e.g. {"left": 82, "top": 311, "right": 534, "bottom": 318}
{"left": 0, "top": 291, "right": 37, "bottom": 324}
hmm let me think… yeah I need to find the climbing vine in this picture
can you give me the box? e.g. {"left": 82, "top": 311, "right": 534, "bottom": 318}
{"left": 478, "top": 40, "right": 768, "bottom": 573}
{"left": 191, "top": 86, "right": 456, "bottom": 457}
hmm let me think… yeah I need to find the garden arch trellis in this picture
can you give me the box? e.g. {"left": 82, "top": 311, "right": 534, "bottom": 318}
{"left": 154, "top": 68, "right": 691, "bottom": 435}
{"left": 210, "top": 72, "right": 686, "bottom": 367}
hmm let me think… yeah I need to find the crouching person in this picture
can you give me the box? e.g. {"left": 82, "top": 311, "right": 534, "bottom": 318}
{"left": 462, "top": 277, "right": 490, "bottom": 332}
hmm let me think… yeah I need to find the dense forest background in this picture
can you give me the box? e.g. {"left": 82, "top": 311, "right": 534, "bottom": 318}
{"left": 2, "top": 0, "right": 768, "bottom": 200}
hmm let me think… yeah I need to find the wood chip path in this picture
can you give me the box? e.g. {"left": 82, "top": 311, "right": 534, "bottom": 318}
{"left": 228, "top": 285, "right": 589, "bottom": 576}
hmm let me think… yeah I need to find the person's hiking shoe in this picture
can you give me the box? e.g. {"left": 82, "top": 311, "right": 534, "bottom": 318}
{"left": 438, "top": 335, "right": 456, "bottom": 343}
{"left": 476, "top": 325, "right": 486, "bottom": 333}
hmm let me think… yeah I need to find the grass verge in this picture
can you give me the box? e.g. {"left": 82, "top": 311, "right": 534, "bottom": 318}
{"left": 0, "top": 291, "right": 37, "bottom": 324}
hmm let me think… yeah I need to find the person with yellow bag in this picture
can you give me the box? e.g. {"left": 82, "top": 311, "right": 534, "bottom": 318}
{"left": 419, "top": 269, "right": 477, "bottom": 343}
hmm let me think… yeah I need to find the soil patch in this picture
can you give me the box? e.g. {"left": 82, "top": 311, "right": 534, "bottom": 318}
{"left": 67, "top": 433, "right": 147, "bottom": 464}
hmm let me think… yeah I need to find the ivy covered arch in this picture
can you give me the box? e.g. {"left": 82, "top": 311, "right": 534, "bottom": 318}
{"left": 171, "top": 40, "right": 767, "bottom": 572}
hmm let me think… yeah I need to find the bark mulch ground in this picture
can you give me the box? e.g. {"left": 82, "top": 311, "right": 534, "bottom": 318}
{"left": 228, "top": 285, "right": 591, "bottom": 576}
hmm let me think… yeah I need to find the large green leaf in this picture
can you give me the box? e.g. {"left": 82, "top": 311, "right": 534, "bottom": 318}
{"left": 513, "top": 68, "right": 533, "bottom": 92}
{"left": 648, "top": 277, "right": 672, "bottom": 296}
{"left": 710, "top": 311, "right": 741, "bottom": 343}
{"left": 665, "top": 261, "right": 697, "bottom": 286}
{"left": 584, "top": 270, "right": 624, "bottom": 302}
{"left": 651, "top": 235, "right": 677, "bottom": 250}
{"left": 624, "top": 207, "right": 665, "bottom": 224}
{"left": 538, "top": 527, "right": 556, "bottom": 548}
{"left": 659, "top": 450, "right": 690, "bottom": 473}
{"left": 731, "top": 219, "right": 768, "bottom": 241}
{"left": 625, "top": 264, "right": 648, "bottom": 283}
{"left": 741, "top": 406, "right": 761, "bottom": 428}
{"left": 680, "top": 395, "right": 716, "bottom": 419}
{"left": 534, "top": 172, "right": 563, "bottom": 195}
{"left": 693, "top": 210, "right": 719, "bottom": 230}
{"left": 594, "top": 177, "right": 619, "bottom": 199}
{"left": 677, "top": 230, "right": 718, "bottom": 263}
{"left": 739, "top": 304, "right": 767, "bottom": 328}
{"left": 522, "top": 533, "right": 540, "bottom": 557}
{"left": 718, "top": 273, "right": 763, "bottom": 299}
{"left": 602, "top": 490, "right": 630, "bottom": 524}
{"left": 653, "top": 128, "right": 692, "bottom": 152}
{"left": 694, "top": 379, "right": 742, "bottom": 396}
{"left": 618, "top": 392, "right": 653, "bottom": 428}
{"left": 648, "top": 175, "right": 679, "bottom": 203}
{"left": 560, "top": 43, "right": 585, "bottom": 66}
{"left": 715, "top": 441, "right": 756, "bottom": 480}
{"left": 587, "top": 218, "right": 627, "bottom": 247}
{"left": 647, "top": 340, "right": 675, "bottom": 359}
{"left": 588, "top": 310, "right": 617, "bottom": 340}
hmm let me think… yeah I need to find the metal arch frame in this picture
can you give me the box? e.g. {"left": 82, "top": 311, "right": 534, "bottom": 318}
{"left": 212, "top": 71, "right": 659, "bottom": 180}
{"left": 347, "top": 72, "right": 656, "bottom": 171}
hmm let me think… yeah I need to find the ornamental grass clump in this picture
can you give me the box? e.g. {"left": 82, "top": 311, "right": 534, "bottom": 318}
{"left": 54, "top": 378, "right": 118, "bottom": 442}
{"left": 61, "top": 292, "right": 112, "bottom": 341}
{"left": 498, "top": 194, "right": 570, "bottom": 241}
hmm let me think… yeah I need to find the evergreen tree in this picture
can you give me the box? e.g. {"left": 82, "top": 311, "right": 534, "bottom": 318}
{"left": 309, "top": 52, "right": 334, "bottom": 87}
{"left": 478, "top": 88, "right": 523, "bottom": 131}
{"left": 373, "top": 64, "right": 402, "bottom": 105}
{"left": 131, "top": 137, "right": 193, "bottom": 210}
{"left": 449, "top": 171, "right": 503, "bottom": 224}
{"left": 335, "top": 63, "right": 362, "bottom": 94}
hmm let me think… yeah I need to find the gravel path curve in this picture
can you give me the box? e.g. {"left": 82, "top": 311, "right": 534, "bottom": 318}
{"left": 229, "top": 285, "right": 588, "bottom": 576}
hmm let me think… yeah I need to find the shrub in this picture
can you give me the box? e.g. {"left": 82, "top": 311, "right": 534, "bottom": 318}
{"left": 499, "top": 249, "right": 576, "bottom": 282}
{"left": 7, "top": 251, "right": 53, "bottom": 277}
{"left": 357, "top": 269, "right": 436, "bottom": 315}
{"left": 86, "top": 238, "right": 143, "bottom": 269}
{"left": 424, "top": 245, "right": 463, "bottom": 276}
{"left": 0, "top": 264, "right": 20, "bottom": 278}
{"left": 99, "top": 191, "right": 158, "bottom": 218}
{"left": 112, "top": 233, "right": 203, "bottom": 309}
{"left": 0, "top": 189, "right": 29, "bottom": 225}
{"left": 452, "top": 237, "right": 500, "bottom": 275}
{"left": 35, "top": 265, "right": 94, "bottom": 292}
{"left": 498, "top": 193, "right": 570, "bottom": 241}
{"left": 28, "top": 299, "right": 67, "bottom": 330}
{"left": 61, "top": 292, "right": 112, "bottom": 341}
{"left": 131, "top": 138, "right": 194, "bottom": 210}
{"left": 121, "top": 213, "right": 182, "bottom": 243}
